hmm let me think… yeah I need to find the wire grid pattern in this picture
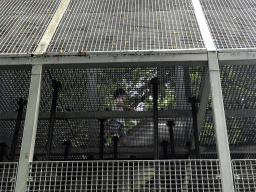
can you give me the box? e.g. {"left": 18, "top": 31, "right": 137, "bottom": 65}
{"left": 47, "top": 0, "right": 204, "bottom": 53}
{"left": 0, "top": 0, "right": 62, "bottom": 54}
{"left": 200, "top": 0, "right": 256, "bottom": 49}
{"left": 39, "top": 67, "right": 205, "bottom": 112}
{"left": 0, "top": 163, "right": 18, "bottom": 192}
{"left": 0, "top": 69, "right": 31, "bottom": 113}
{"left": 200, "top": 117, "right": 216, "bottom": 146}
{"left": 35, "top": 119, "right": 98, "bottom": 149}
{"left": 227, "top": 117, "right": 256, "bottom": 145}
{"left": 232, "top": 160, "right": 256, "bottom": 191}
{"left": 220, "top": 65, "right": 256, "bottom": 110}
{"left": 0, "top": 120, "right": 25, "bottom": 154}
{"left": 27, "top": 160, "right": 221, "bottom": 191}
{"left": 34, "top": 117, "right": 193, "bottom": 155}
{"left": 201, "top": 116, "right": 256, "bottom": 146}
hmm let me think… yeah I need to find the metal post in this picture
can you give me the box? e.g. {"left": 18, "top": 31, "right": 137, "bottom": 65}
{"left": 99, "top": 119, "right": 105, "bottom": 160}
{"left": 150, "top": 77, "right": 160, "bottom": 160}
{"left": 161, "top": 141, "right": 169, "bottom": 159}
{"left": 166, "top": 121, "right": 176, "bottom": 159}
{"left": 15, "top": 64, "right": 43, "bottom": 192}
{"left": 46, "top": 80, "right": 61, "bottom": 161}
{"left": 9, "top": 98, "right": 27, "bottom": 162}
{"left": 0, "top": 142, "right": 7, "bottom": 162}
{"left": 188, "top": 96, "right": 200, "bottom": 159}
{"left": 112, "top": 136, "right": 118, "bottom": 160}
{"left": 63, "top": 140, "right": 71, "bottom": 161}
{"left": 191, "top": 0, "right": 235, "bottom": 190}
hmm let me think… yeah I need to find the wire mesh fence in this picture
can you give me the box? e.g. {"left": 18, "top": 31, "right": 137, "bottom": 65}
{"left": 220, "top": 65, "right": 256, "bottom": 110}
{"left": 0, "top": 162, "right": 18, "bottom": 192}
{"left": 27, "top": 160, "right": 221, "bottom": 192}
{"left": 40, "top": 66, "right": 205, "bottom": 112}
{"left": 0, "top": 69, "right": 31, "bottom": 113}
{"left": 232, "top": 160, "right": 256, "bottom": 192}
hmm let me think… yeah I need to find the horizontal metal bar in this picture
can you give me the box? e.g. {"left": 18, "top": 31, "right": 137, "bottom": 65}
{"left": 218, "top": 48, "right": 256, "bottom": 53}
{"left": 0, "top": 53, "right": 208, "bottom": 67}
{"left": 218, "top": 52, "right": 256, "bottom": 66}
{"left": 0, "top": 110, "right": 192, "bottom": 120}
{"left": 9, "top": 145, "right": 256, "bottom": 157}
{"left": 1, "top": 109, "right": 255, "bottom": 120}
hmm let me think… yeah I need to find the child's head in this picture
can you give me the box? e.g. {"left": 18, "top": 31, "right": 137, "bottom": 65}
{"left": 114, "top": 88, "right": 127, "bottom": 99}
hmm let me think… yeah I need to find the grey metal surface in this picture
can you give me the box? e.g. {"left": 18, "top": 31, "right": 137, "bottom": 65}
{"left": 47, "top": 0, "right": 204, "bottom": 53}
{"left": 27, "top": 160, "right": 221, "bottom": 191}
{"left": 0, "top": 0, "right": 62, "bottom": 54}
{"left": 232, "top": 160, "right": 256, "bottom": 191}
{"left": 200, "top": 0, "right": 256, "bottom": 49}
{"left": 0, "top": 162, "right": 18, "bottom": 192}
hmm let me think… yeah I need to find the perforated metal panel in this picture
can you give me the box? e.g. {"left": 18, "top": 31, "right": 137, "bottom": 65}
{"left": 35, "top": 66, "right": 204, "bottom": 158}
{"left": 0, "top": 69, "right": 31, "bottom": 113}
{"left": 40, "top": 67, "right": 205, "bottom": 112}
{"left": 47, "top": 0, "right": 204, "bottom": 53}
{"left": 232, "top": 160, "right": 256, "bottom": 192}
{"left": 0, "top": 163, "right": 18, "bottom": 192}
{"left": 27, "top": 160, "right": 221, "bottom": 191}
{"left": 220, "top": 65, "right": 256, "bottom": 110}
{"left": 0, "top": 69, "right": 31, "bottom": 159}
{"left": 200, "top": 0, "right": 256, "bottom": 49}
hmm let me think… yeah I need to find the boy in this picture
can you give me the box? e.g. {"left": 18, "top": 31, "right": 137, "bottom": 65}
{"left": 106, "top": 88, "right": 133, "bottom": 145}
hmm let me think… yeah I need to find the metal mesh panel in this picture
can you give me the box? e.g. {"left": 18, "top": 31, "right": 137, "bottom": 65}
{"left": 232, "top": 160, "right": 256, "bottom": 191}
{"left": 40, "top": 67, "right": 205, "bottom": 112}
{"left": 0, "top": 163, "right": 18, "bottom": 192}
{"left": 0, "top": 69, "right": 31, "bottom": 113}
{"left": 227, "top": 117, "right": 256, "bottom": 145}
{"left": 220, "top": 65, "right": 256, "bottom": 110}
{"left": 35, "top": 119, "right": 97, "bottom": 148}
{"left": 27, "top": 160, "right": 221, "bottom": 191}
{"left": 47, "top": 0, "right": 204, "bottom": 53}
{"left": 0, "top": 120, "right": 24, "bottom": 155}
{"left": 200, "top": 117, "right": 216, "bottom": 146}
{"left": 0, "top": 0, "right": 62, "bottom": 54}
{"left": 200, "top": 0, "right": 256, "bottom": 49}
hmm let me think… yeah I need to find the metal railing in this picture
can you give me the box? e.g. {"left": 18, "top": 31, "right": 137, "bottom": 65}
{"left": 27, "top": 160, "right": 221, "bottom": 191}
{"left": 232, "top": 160, "right": 256, "bottom": 192}
{"left": 0, "top": 162, "right": 18, "bottom": 192}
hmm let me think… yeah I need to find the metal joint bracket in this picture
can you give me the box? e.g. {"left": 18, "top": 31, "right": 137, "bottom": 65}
{"left": 208, "top": 51, "right": 219, "bottom": 71}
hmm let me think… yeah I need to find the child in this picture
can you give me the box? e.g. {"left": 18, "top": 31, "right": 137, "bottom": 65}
{"left": 106, "top": 88, "right": 133, "bottom": 145}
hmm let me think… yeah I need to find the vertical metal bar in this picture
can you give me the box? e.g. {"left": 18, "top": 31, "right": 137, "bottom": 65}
{"left": 46, "top": 80, "right": 61, "bottom": 161}
{"left": 188, "top": 96, "right": 200, "bottom": 159}
{"left": 150, "top": 77, "right": 160, "bottom": 160}
{"left": 99, "top": 119, "right": 105, "bottom": 160}
{"left": 209, "top": 52, "right": 234, "bottom": 192}
{"left": 15, "top": 64, "right": 43, "bottom": 192}
{"left": 63, "top": 140, "right": 71, "bottom": 161}
{"left": 166, "top": 121, "right": 176, "bottom": 159}
{"left": 9, "top": 98, "right": 27, "bottom": 162}
{"left": 161, "top": 141, "right": 168, "bottom": 159}
{"left": 112, "top": 136, "right": 118, "bottom": 160}
{"left": 0, "top": 142, "right": 7, "bottom": 162}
